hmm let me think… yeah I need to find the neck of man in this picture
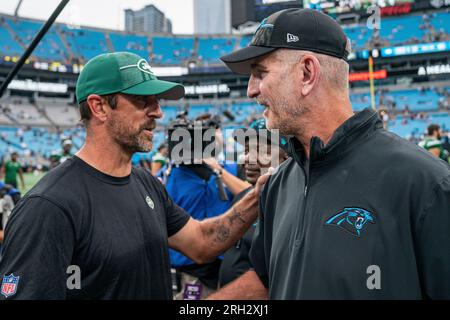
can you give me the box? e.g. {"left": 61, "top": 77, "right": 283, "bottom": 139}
{"left": 76, "top": 129, "right": 133, "bottom": 177}
{"left": 294, "top": 93, "right": 354, "bottom": 158}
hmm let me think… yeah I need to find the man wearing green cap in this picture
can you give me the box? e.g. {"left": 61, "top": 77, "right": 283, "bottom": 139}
{"left": 0, "top": 52, "right": 268, "bottom": 300}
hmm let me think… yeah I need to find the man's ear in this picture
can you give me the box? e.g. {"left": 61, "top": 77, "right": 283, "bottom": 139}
{"left": 299, "top": 54, "right": 320, "bottom": 97}
{"left": 86, "top": 94, "right": 108, "bottom": 122}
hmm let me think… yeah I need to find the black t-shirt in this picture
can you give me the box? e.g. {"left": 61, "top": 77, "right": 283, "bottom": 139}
{"left": 0, "top": 156, "right": 190, "bottom": 300}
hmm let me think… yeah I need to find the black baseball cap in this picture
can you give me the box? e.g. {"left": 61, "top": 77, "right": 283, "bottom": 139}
{"left": 221, "top": 8, "right": 350, "bottom": 74}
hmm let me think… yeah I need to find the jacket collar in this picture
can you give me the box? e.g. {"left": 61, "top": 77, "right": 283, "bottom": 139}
{"left": 288, "top": 108, "right": 383, "bottom": 167}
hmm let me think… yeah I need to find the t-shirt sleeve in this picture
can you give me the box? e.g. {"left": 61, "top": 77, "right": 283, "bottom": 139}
{"left": 156, "top": 179, "right": 190, "bottom": 237}
{"left": 0, "top": 196, "right": 75, "bottom": 300}
{"left": 249, "top": 184, "right": 270, "bottom": 289}
{"left": 416, "top": 175, "right": 450, "bottom": 299}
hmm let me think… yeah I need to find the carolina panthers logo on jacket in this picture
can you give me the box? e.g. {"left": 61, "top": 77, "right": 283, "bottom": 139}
{"left": 325, "top": 207, "right": 375, "bottom": 237}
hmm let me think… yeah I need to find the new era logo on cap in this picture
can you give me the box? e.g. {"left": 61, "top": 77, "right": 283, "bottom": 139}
{"left": 287, "top": 33, "right": 299, "bottom": 43}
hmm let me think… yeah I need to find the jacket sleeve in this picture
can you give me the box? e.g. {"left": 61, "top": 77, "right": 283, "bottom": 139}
{"left": 0, "top": 196, "right": 75, "bottom": 300}
{"left": 415, "top": 175, "right": 450, "bottom": 299}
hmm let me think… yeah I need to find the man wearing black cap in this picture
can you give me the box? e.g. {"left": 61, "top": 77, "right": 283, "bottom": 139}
{"left": 0, "top": 52, "right": 268, "bottom": 300}
{"left": 216, "top": 9, "right": 450, "bottom": 299}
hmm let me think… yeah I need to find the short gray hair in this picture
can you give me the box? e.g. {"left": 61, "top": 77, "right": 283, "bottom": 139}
{"left": 273, "top": 49, "right": 349, "bottom": 91}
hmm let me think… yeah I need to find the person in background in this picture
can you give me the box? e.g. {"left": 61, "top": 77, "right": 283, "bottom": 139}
{"left": 1, "top": 152, "right": 25, "bottom": 191}
{"left": 164, "top": 114, "right": 251, "bottom": 300}
{"left": 419, "top": 124, "right": 449, "bottom": 162}
{"left": 60, "top": 139, "right": 74, "bottom": 163}
{"left": 216, "top": 118, "right": 289, "bottom": 289}
{"left": 151, "top": 143, "right": 169, "bottom": 176}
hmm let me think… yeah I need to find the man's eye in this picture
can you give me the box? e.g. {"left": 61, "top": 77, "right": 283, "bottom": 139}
{"left": 257, "top": 70, "right": 267, "bottom": 78}
{"left": 136, "top": 98, "right": 149, "bottom": 108}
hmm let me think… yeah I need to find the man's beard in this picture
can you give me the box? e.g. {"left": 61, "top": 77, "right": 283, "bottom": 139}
{"left": 107, "top": 116, "right": 156, "bottom": 154}
{"left": 259, "top": 96, "right": 309, "bottom": 136}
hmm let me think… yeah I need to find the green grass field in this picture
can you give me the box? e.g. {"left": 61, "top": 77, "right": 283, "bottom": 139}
{"left": 22, "top": 171, "right": 46, "bottom": 194}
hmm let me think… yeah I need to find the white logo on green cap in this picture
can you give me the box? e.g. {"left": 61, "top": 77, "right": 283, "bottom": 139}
{"left": 120, "top": 59, "right": 154, "bottom": 75}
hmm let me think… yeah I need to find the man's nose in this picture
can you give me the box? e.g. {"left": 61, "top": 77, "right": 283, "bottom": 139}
{"left": 247, "top": 74, "right": 260, "bottom": 99}
{"left": 148, "top": 103, "right": 163, "bottom": 119}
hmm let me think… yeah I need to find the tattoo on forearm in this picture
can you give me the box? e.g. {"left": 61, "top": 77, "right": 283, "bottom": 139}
{"left": 216, "top": 223, "right": 230, "bottom": 242}
{"left": 204, "top": 191, "right": 258, "bottom": 245}
{"left": 228, "top": 207, "right": 246, "bottom": 225}
{"left": 205, "top": 219, "right": 231, "bottom": 243}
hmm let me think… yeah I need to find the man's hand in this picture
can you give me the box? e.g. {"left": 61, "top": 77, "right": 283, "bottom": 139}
{"left": 207, "top": 271, "right": 268, "bottom": 300}
{"left": 254, "top": 167, "right": 273, "bottom": 196}
{"left": 203, "top": 157, "right": 221, "bottom": 171}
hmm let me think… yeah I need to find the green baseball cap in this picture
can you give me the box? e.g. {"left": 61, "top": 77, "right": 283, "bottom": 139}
{"left": 75, "top": 52, "right": 185, "bottom": 103}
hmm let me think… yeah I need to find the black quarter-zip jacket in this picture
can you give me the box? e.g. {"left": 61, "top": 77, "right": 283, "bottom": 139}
{"left": 250, "top": 108, "right": 450, "bottom": 299}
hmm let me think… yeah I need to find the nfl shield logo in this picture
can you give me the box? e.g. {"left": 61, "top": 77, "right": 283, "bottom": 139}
{"left": 1, "top": 274, "right": 20, "bottom": 298}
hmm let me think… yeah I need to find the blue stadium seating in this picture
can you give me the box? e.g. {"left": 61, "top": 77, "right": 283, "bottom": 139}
{"left": 59, "top": 25, "right": 109, "bottom": 60}
{"left": 379, "top": 15, "right": 424, "bottom": 45}
{"left": 229, "top": 101, "right": 264, "bottom": 123}
{"left": 0, "top": 98, "right": 448, "bottom": 161}
{"left": 388, "top": 112, "right": 450, "bottom": 138}
{"left": 4, "top": 17, "right": 67, "bottom": 61}
{"left": 197, "top": 38, "right": 236, "bottom": 64}
{"left": 385, "top": 89, "right": 440, "bottom": 112}
{"left": 1, "top": 11, "right": 450, "bottom": 65}
{"left": 0, "top": 19, "right": 23, "bottom": 56}
{"left": 429, "top": 12, "right": 450, "bottom": 33}
{"left": 151, "top": 37, "right": 194, "bottom": 65}
{"left": 351, "top": 88, "right": 441, "bottom": 112}
{"left": 109, "top": 32, "right": 148, "bottom": 58}
{"left": 351, "top": 93, "right": 375, "bottom": 111}
{"left": 187, "top": 104, "right": 214, "bottom": 119}
{"left": 160, "top": 106, "right": 181, "bottom": 125}
{"left": 0, "top": 126, "right": 86, "bottom": 159}
{"left": 343, "top": 24, "right": 373, "bottom": 51}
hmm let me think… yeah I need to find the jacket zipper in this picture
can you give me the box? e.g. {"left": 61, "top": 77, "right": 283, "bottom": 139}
{"left": 296, "top": 159, "right": 310, "bottom": 248}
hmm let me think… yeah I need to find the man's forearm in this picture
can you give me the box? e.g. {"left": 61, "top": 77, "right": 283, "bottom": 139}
{"left": 207, "top": 271, "right": 268, "bottom": 300}
{"left": 200, "top": 188, "right": 258, "bottom": 258}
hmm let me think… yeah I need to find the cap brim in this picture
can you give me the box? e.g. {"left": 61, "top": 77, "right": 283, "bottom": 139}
{"left": 221, "top": 46, "right": 277, "bottom": 75}
{"left": 121, "top": 79, "right": 185, "bottom": 100}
